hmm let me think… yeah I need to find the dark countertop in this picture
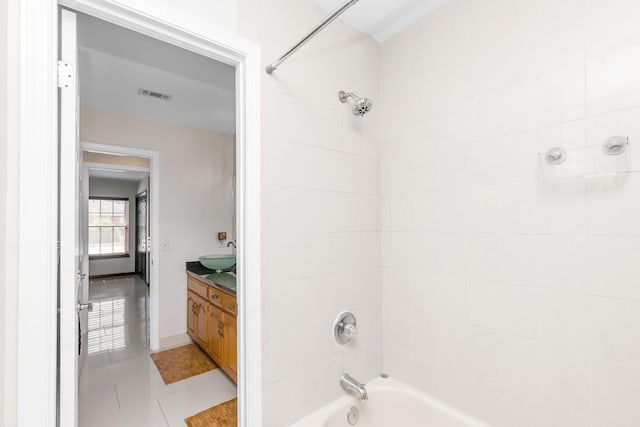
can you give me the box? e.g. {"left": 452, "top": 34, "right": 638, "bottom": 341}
{"left": 185, "top": 261, "right": 223, "bottom": 275}
{"left": 186, "top": 261, "right": 236, "bottom": 294}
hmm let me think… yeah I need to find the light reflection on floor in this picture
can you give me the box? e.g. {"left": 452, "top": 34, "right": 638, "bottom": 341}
{"left": 84, "top": 275, "right": 150, "bottom": 364}
{"left": 79, "top": 275, "right": 237, "bottom": 427}
{"left": 87, "top": 298, "right": 127, "bottom": 354}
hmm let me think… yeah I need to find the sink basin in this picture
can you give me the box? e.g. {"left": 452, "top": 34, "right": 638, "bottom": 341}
{"left": 204, "top": 273, "right": 237, "bottom": 292}
{"left": 199, "top": 254, "right": 236, "bottom": 271}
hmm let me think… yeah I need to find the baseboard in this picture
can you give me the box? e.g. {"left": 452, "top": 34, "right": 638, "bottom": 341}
{"left": 158, "top": 333, "right": 193, "bottom": 351}
{"left": 89, "top": 272, "right": 137, "bottom": 279}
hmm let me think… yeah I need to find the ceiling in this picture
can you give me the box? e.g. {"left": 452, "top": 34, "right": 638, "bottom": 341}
{"left": 76, "top": 1, "right": 447, "bottom": 132}
{"left": 77, "top": 13, "right": 236, "bottom": 134}
{"left": 309, "top": 0, "right": 451, "bottom": 42}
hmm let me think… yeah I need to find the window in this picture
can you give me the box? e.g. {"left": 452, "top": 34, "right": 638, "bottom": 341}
{"left": 88, "top": 198, "right": 129, "bottom": 257}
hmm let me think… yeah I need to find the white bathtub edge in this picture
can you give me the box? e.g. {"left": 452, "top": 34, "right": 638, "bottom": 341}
{"left": 288, "top": 376, "right": 492, "bottom": 427}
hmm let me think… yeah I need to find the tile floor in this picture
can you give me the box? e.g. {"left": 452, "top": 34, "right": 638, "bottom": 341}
{"left": 79, "top": 275, "right": 237, "bottom": 427}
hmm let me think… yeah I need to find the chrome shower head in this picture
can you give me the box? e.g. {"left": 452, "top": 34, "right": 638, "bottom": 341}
{"left": 353, "top": 97, "right": 373, "bottom": 116}
{"left": 338, "top": 90, "right": 372, "bottom": 116}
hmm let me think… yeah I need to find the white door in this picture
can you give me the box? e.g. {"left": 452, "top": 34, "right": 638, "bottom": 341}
{"left": 59, "top": 8, "right": 87, "bottom": 427}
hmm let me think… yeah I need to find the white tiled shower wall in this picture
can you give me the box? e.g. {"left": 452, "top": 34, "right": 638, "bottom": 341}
{"left": 238, "top": 1, "right": 382, "bottom": 425}
{"left": 381, "top": 1, "right": 640, "bottom": 426}
{"left": 4, "top": 0, "right": 635, "bottom": 425}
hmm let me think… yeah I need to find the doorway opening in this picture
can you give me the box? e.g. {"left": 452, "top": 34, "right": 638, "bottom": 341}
{"left": 81, "top": 149, "right": 152, "bottom": 364}
{"left": 17, "top": 0, "right": 261, "bottom": 424}
{"left": 67, "top": 9, "right": 242, "bottom": 427}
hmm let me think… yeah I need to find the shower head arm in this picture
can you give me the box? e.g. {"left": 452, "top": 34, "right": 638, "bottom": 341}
{"left": 338, "top": 91, "right": 357, "bottom": 103}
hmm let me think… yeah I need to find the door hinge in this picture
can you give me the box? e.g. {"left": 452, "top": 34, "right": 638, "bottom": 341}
{"left": 57, "top": 60, "right": 74, "bottom": 89}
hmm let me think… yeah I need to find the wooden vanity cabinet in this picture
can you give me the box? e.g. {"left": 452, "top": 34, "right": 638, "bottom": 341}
{"left": 223, "top": 314, "right": 237, "bottom": 380}
{"left": 187, "top": 290, "right": 207, "bottom": 348}
{"left": 187, "top": 273, "right": 237, "bottom": 383}
{"left": 187, "top": 291, "right": 196, "bottom": 336}
{"left": 206, "top": 303, "right": 224, "bottom": 366}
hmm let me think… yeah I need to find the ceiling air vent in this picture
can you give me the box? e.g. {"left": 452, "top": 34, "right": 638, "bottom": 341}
{"left": 137, "top": 88, "right": 172, "bottom": 101}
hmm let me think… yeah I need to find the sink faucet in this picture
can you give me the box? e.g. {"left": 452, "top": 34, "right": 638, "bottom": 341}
{"left": 340, "top": 373, "right": 368, "bottom": 401}
{"left": 226, "top": 240, "right": 236, "bottom": 249}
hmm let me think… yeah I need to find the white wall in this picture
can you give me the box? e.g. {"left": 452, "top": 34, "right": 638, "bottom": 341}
{"left": 138, "top": 177, "right": 149, "bottom": 195}
{"left": 0, "top": 0, "right": 8, "bottom": 420}
{"left": 1, "top": 0, "right": 18, "bottom": 425}
{"left": 2, "top": 2, "right": 635, "bottom": 426}
{"left": 80, "top": 106, "right": 235, "bottom": 341}
{"left": 381, "top": 1, "right": 640, "bottom": 426}
{"left": 238, "top": 1, "right": 382, "bottom": 425}
{"left": 88, "top": 177, "right": 141, "bottom": 276}
{"left": 155, "top": 0, "right": 237, "bottom": 33}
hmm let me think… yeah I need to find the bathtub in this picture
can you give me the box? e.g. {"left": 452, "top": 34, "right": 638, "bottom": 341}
{"left": 289, "top": 377, "right": 491, "bottom": 427}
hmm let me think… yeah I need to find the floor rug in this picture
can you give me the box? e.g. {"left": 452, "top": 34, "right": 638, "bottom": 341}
{"left": 150, "top": 343, "right": 216, "bottom": 384}
{"left": 184, "top": 398, "right": 237, "bottom": 427}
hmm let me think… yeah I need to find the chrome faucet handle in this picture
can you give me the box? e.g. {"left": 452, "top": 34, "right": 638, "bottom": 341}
{"left": 343, "top": 323, "right": 358, "bottom": 340}
{"left": 334, "top": 311, "right": 358, "bottom": 344}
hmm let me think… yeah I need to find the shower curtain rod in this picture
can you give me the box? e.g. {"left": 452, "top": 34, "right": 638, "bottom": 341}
{"left": 265, "top": 0, "right": 361, "bottom": 74}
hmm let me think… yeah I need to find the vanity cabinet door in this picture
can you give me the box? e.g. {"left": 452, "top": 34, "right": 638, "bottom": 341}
{"left": 186, "top": 273, "right": 237, "bottom": 383}
{"left": 207, "top": 303, "right": 224, "bottom": 366}
{"left": 187, "top": 291, "right": 197, "bottom": 338}
{"left": 194, "top": 295, "right": 207, "bottom": 347}
{"left": 223, "top": 314, "right": 237, "bottom": 382}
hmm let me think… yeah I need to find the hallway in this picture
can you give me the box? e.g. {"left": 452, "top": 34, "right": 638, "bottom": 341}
{"left": 79, "top": 276, "right": 236, "bottom": 427}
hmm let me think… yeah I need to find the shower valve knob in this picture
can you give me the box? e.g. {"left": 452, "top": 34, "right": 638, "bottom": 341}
{"left": 343, "top": 323, "right": 358, "bottom": 340}
{"left": 334, "top": 311, "right": 358, "bottom": 345}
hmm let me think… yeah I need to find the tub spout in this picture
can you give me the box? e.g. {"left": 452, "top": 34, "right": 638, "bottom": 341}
{"left": 340, "top": 373, "right": 368, "bottom": 401}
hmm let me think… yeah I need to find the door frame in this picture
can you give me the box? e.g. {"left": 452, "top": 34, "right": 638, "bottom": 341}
{"left": 82, "top": 142, "right": 158, "bottom": 350}
{"left": 134, "top": 189, "right": 149, "bottom": 283}
{"left": 15, "top": 1, "right": 262, "bottom": 426}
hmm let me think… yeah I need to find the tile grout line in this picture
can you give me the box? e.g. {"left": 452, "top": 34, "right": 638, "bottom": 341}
{"left": 114, "top": 383, "right": 121, "bottom": 411}
{"left": 156, "top": 398, "right": 171, "bottom": 427}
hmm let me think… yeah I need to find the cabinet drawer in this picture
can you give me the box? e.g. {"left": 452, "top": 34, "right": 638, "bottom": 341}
{"left": 187, "top": 276, "right": 208, "bottom": 299}
{"left": 208, "top": 287, "right": 224, "bottom": 307}
{"left": 223, "top": 294, "right": 237, "bottom": 315}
